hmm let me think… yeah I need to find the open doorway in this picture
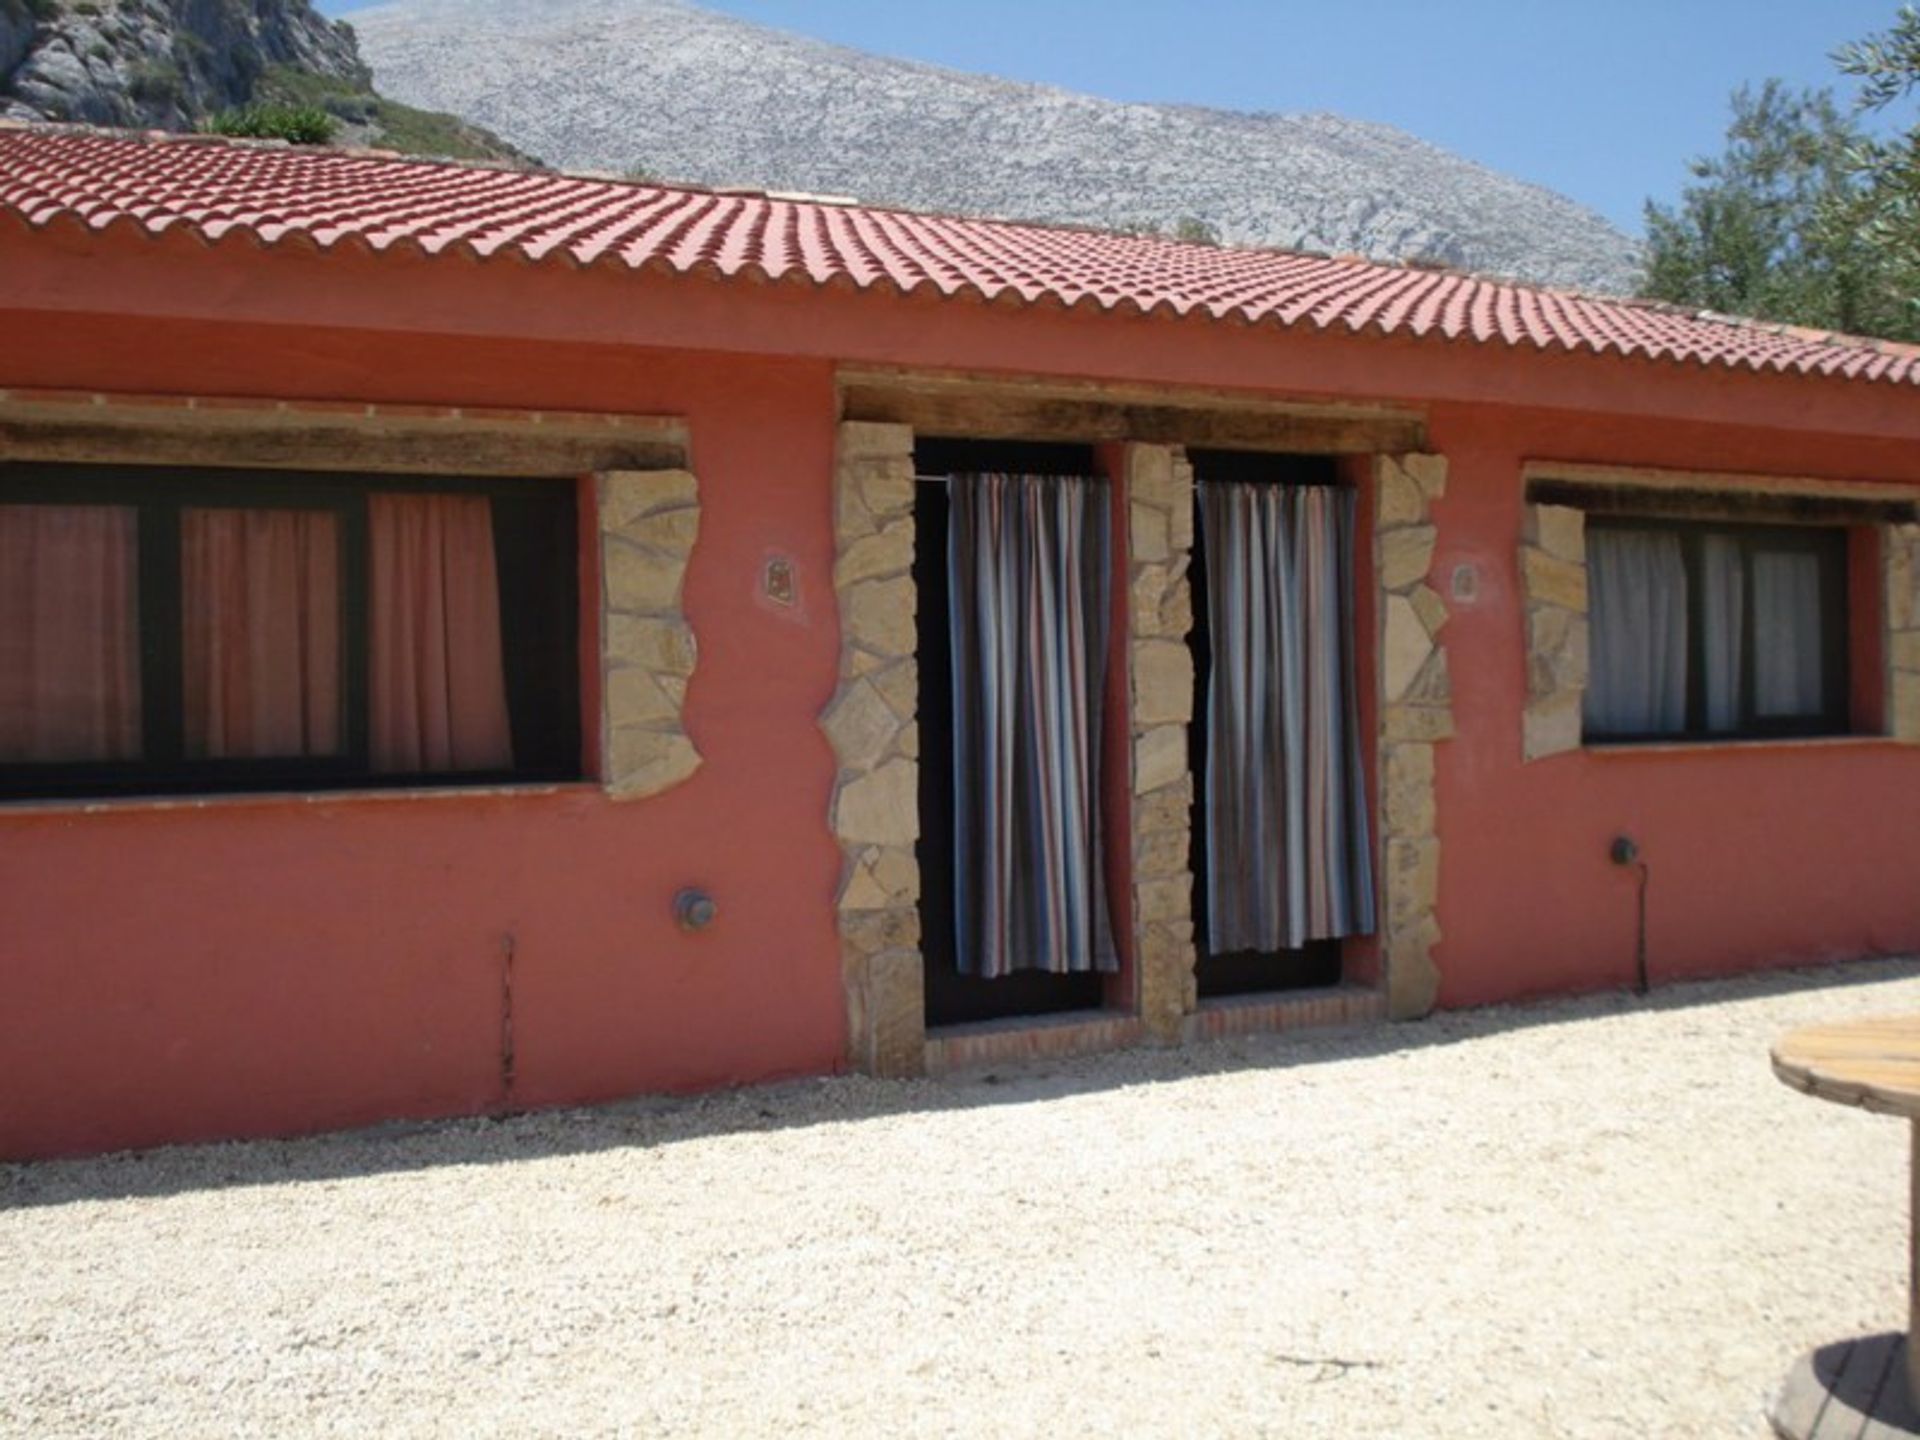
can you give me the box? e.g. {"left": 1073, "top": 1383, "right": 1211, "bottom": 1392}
{"left": 914, "top": 438, "right": 1112, "bottom": 1027}
{"left": 1187, "top": 449, "right": 1371, "bottom": 999}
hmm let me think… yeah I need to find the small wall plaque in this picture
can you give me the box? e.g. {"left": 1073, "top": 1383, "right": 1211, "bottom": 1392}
{"left": 1450, "top": 563, "right": 1479, "bottom": 604}
{"left": 764, "top": 556, "right": 796, "bottom": 606}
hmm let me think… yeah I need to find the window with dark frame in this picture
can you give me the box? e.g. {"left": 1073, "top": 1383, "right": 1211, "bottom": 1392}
{"left": 0, "top": 463, "right": 581, "bottom": 800}
{"left": 1582, "top": 516, "right": 1850, "bottom": 744}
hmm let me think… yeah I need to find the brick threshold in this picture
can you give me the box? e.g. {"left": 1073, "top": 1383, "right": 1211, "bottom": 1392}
{"left": 1181, "top": 985, "right": 1385, "bottom": 1043}
{"left": 923, "top": 1010, "right": 1147, "bottom": 1076}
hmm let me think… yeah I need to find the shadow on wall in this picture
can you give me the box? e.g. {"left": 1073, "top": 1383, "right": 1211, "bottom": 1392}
{"left": 4, "top": 954, "right": 1916, "bottom": 1211}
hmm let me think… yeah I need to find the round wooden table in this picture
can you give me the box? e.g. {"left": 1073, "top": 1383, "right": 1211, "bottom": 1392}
{"left": 1770, "top": 1016, "right": 1920, "bottom": 1439}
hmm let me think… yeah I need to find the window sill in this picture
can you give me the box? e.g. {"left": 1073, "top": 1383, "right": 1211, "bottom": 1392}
{"left": 0, "top": 781, "right": 601, "bottom": 819}
{"left": 1583, "top": 734, "right": 1900, "bottom": 758}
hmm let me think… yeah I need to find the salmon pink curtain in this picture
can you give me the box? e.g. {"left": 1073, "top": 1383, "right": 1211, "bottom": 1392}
{"left": 0, "top": 504, "right": 142, "bottom": 762}
{"left": 370, "top": 492, "right": 513, "bottom": 773}
{"left": 182, "top": 508, "right": 342, "bottom": 759}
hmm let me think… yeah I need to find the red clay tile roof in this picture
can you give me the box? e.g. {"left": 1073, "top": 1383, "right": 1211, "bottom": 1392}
{"left": 4, "top": 124, "right": 1919, "bottom": 387}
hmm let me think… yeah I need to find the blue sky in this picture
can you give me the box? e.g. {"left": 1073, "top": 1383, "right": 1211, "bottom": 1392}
{"left": 317, "top": 1, "right": 1908, "bottom": 235}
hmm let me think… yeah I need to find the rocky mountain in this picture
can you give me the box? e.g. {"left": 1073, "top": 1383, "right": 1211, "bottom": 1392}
{"left": 351, "top": 0, "right": 1642, "bottom": 294}
{"left": 0, "top": 0, "right": 525, "bottom": 161}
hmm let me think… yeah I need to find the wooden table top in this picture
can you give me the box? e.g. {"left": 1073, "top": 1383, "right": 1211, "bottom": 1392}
{"left": 1773, "top": 1016, "right": 1920, "bottom": 1118}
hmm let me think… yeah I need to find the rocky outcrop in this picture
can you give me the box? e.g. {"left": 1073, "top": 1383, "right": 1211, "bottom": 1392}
{"left": 0, "top": 0, "right": 526, "bottom": 162}
{"left": 1, "top": 0, "right": 362, "bottom": 129}
{"left": 353, "top": 0, "right": 1642, "bottom": 294}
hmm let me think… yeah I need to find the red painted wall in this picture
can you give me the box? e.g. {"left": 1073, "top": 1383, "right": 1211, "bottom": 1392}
{"left": 0, "top": 339, "right": 853, "bottom": 1157}
{"left": 3, "top": 231, "right": 1920, "bottom": 1156}
{"left": 1424, "top": 403, "right": 1920, "bottom": 1004}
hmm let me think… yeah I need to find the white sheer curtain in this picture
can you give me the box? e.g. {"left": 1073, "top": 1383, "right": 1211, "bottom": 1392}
{"left": 1699, "top": 535, "right": 1744, "bottom": 734}
{"left": 1752, "top": 550, "right": 1826, "bottom": 718}
{"left": 1584, "top": 528, "right": 1689, "bottom": 736}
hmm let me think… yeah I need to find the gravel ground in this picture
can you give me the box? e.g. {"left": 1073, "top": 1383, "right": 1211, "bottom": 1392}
{"left": 5, "top": 961, "right": 1920, "bottom": 1440}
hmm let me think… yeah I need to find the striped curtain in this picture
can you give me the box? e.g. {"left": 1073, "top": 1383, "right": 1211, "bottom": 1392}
{"left": 1200, "top": 481, "right": 1374, "bottom": 951}
{"left": 949, "top": 473, "right": 1116, "bottom": 979}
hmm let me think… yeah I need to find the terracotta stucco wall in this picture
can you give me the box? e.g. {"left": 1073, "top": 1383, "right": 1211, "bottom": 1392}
{"left": 1425, "top": 402, "right": 1920, "bottom": 1005}
{"left": 0, "top": 332, "right": 850, "bottom": 1157}
{"left": 6, "top": 234, "right": 1920, "bottom": 1154}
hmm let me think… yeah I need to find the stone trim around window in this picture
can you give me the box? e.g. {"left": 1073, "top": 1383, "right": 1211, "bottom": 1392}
{"left": 1889, "top": 524, "right": 1920, "bottom": 743}
{"left": 599, "top": 469, "right": 703, "bottom": 799}
{"left": 1521, "top": 479, "right": 1920, "bottom": 751}
{"left": 1125, "top": 444, "right": 1198, "bottom": 1041}
{"left": 822, "top": 421, "right": 925, "bottom": 1078}
{"left": 1376, "top": 453, "right": 1453, "bottom": 1021}
{"left": 1518, "top": 502, "right": 1590, "bottom": 762}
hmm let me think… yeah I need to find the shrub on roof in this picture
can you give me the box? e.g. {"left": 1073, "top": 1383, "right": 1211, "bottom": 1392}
{"left": 202, "top": 103, "right": 336, "bottom": 146}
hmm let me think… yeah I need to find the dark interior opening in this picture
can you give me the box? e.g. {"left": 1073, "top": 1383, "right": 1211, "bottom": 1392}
{"left": 914, "top": 437, "right": 1107, "bottom": 1027}
{"left": 1187, "top": 449, "right": 1343, "bottom": 998}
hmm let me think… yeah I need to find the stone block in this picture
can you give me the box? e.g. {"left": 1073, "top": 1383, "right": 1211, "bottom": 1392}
{"left": 1169, "top": 484, "right": 1194, "bottom": 550}
{"left": 1128, "top": 446, "right": 1176, "bottom": 506}
{"left": 1525, "top": 503, "right": 1585, "bottom": 564}
{"left": 1526, "top": 605, "right": 1590, "bottom": 697}
{"left": 1523, "top": 693, "right": 1584, "bottom": 762}
{"left": 1131, "top": 565, "right": 1169, "bottom": 635}
{"left": 605, "top": 667, "right": 682, "bottom": 728}
{"left": 821, "top": 678, "right": 902, "bottom": 772}
{"left": 1131, "top": 501, "right": 1170, "bottom": 562}
{"left": 1385, "top": 836, "right": 1441, "bottom": 932}
{"left": 1134, "top": 724, "right": 1188, "bottom": 794}
{"left": 835, "top": 519, "right": 914, "bottom": 587}
{"left": 1894, "top": 671, "right": 1920, "bottom": 744}
{"left": 843, "top": 575, "right": 916, "bottom": 658}
{"left": 1402, "top": 650, "right": 1453, "bottom": 707}
{"left": 606, "top": 615, "right": 697, "bottom": 676}
{"left": 841, "top": 904, "right": 921, "bottom": 954}
{"left": 834, "top": 759, "right": 920, "bottom": 845}
{"left": 1134, "top": 825, "right": 1190, "bottom": 879}
{"left": 607, "top": 727, "right": 702, "bottom": 799}
{"left": 1384, "top": 704, "right": 1456, "bottom": 743}
{"left": 1134, "top": 640, "right": 1195, "bottom": 726}
{"left": 1379, "top": 525, "right": 1437, "bottom": 592}
{"left": 1383, "top": 595, "right": 1434, "bottom": 704}
{"left": 871, "top": 658, "right": 918, "bottom": 719}
{"left": 1159, "top": 576, "right": 1193, "bottom": 639}
{"left": 1521, "top": 546, "right": 1589, "bottom": 613}
{"left": 1377, "top": 461, "right": 1425, "bottom": 526}
{"left": 1137, "top": 875, "right": 1191, "bottom": 924}
{"left": 604, "top": 539, "right": 688, "bottom": 614}
{"left": 866, "top": 947, "right": 927, "bottom": 1079}
{"left": 1890, "top": 530, "right": 1920, "bottom": 631}
{"left": 1891, "top": 630, "right": 1920, "bottom": 675}
{"left": 1410, "top": 584, "right": 1449, "bottom": 638}
{"left": 1134, "top": 773, "right": 1195, "bottom": 832}
{"left": 622, "top": 505, "right": 701, "bottom": 556}
{"left": 600, "top": 469, "right": 698, "bottom": 531}
{"left": 1386, "top": 915, "right": 1442, "bottom": 1021}
{"left": 1383, "top": 742, "right": 1435, "bottom": 839}
{"left": 838, "top": 421, "right": 914, "bottom": 463}
{"left": 1401, "top": 453, "right": 1448, "bottom": 500}
{"left": 838, "top": 857, "right": 893, "bottom": 912}
{"left": 859, "top": 464, "right": 914, "bottom": 520}
{"left": 871, "top": 846, "right": 921, "bottom": 906}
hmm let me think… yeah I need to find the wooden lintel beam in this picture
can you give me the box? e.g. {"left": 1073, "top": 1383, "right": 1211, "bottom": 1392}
{"left": 839, "top": 384, "right": 1425, "bottom": 455}
{"left": 0, "top": 403, "right": 689, "bottom": 477}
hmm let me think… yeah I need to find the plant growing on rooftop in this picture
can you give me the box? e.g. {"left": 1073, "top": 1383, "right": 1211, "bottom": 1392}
{"left": 202, "top": 103, "right": 336, "bottom": 145}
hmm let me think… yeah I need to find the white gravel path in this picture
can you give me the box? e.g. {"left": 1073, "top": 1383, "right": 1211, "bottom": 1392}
{"left": 5, "top": 960, "right": 1920, "bottom": 1439}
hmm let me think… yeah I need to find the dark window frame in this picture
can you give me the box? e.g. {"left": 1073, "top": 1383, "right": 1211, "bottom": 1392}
{"left": 0, "top": 462, "right": 581, "bottom": 801}
{"left": 1583, "top": 515, "right": 1852, "bottom": 745}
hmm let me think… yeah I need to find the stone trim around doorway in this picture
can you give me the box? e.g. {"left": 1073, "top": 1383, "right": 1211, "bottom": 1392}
{"left": 1375, "top": 453, "right": 1453, "bottom": 1020}
{"left": 822, "top": 421, "right": 926, "bottom": 1077}
{"left": 1124, "top": 443, "right": 1199, "bottom": 1041}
